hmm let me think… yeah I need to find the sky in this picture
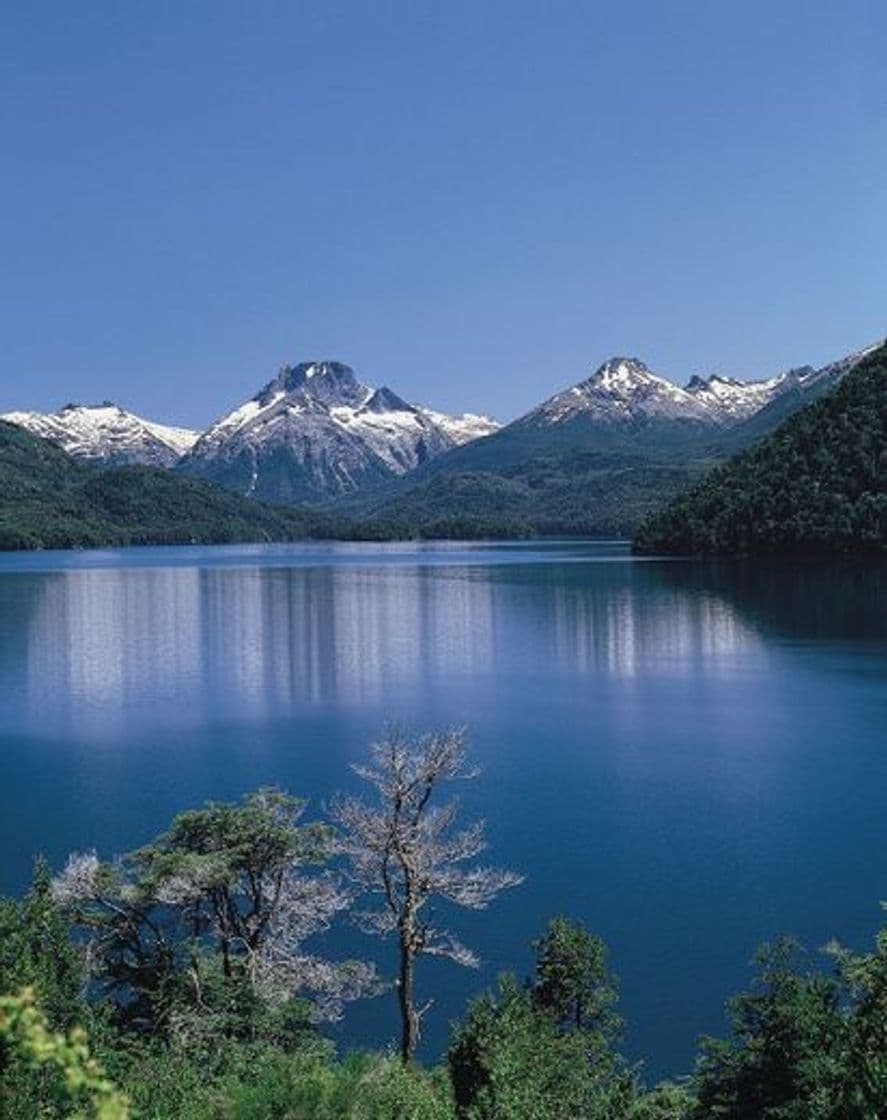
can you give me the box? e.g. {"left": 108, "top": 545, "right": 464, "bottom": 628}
{"left": 1, "top": 1, "right": 885, "bottom": 428}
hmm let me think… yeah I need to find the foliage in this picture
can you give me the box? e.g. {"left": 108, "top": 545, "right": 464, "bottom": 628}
{"left": 448, "top": 916, "right": 645, "bottom": 1118}
{"left": 828, "top": 910, "right": 887, "bottom": 1112}
{"left": 532, "top": 916, "right": 621, "bottom": 1037}
{"left": 103, "top": 1044, "right": 455, "bottom": 1120}
{"left": 332, "top": 455, "right": 711, "bottom": 539}
{"left": 0, "top": 861, "right": 89, "bottom": 1117}
{"left": 0, "top": 858, "right": 83, "bottom": 1029}
{"left": 0, "top": 988, "right": 129, "bottom": 1120}
{"left": 628, "top": 1082, "right": 695, "bottom": 1119}
{"left": 53, "top": 789, "right": 376, "bottom": 1039}
{"left": 0, "top": 420, "right": 335, "bottom": 550}
{"left": 448, "top": 973, "right": 633, "bottom": 1119}
{"left": 634, "top": 345, "right": 886, "bottom": 554}
{"left": 693, "top": 925, "right": 887, "bottom": 1118}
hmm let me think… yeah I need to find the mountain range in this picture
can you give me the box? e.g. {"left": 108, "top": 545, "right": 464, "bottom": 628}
{"left": 2, "top": 343, "right": 878, "bottom": 536}
{"left": 3, "top": 362, "right": 497, "bottom": 504}
{"left": 323, "top": 346, "right": 878, "bottom": 536}
{"left": 0, "top": 402, "right": 199, "bottom": 468}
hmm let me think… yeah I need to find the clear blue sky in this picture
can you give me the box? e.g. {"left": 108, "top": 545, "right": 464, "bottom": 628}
{"left": 1, "top": 1, "right": 885, "bottom": 427}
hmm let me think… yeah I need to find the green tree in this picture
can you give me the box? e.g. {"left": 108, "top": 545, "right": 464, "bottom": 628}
{"left": 0, "top": 858, "right": 82, "bottom": 1030}
{"left": 0, "top": 859, "right": 89, "bottom": 1118}
{"left": 448, "top": 974, "right": 633, "bottom": 1119}
{"left": 53, "top": 789, "right": 376, "bottom": 1039}
{"left": 826, "top": 908, "right": 887, "bottom": 1115}
{"left": 532, "top": 916, "right": 621, "bottom": 1037}
{"left": 694, "top": 938, "right": 847, "bottom": 1118}
{"left": 449, "top": 919, "right": 634, "bottom": 1118}
{"left": 629, "top": 1082, "right": 695, "bottom": 1119}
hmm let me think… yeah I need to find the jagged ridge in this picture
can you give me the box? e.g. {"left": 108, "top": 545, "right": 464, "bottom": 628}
{"left": 177, "top": 360, "right": 499, "bottom": 504}
{"left": 1, "top": 403, "right": 199, "bottom": 468}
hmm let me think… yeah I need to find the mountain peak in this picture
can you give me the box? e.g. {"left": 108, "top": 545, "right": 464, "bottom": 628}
{"left": 587, "top": 357, "right": 660, "bottom": 391}
{"left": 58, "top": 400, "right": 126, "bottom": 416}
{"left": 183, "top": 358, "right": 495, "bottom": 503}
{"left": 253, "top": 361, "right": 369, "bottom": 410}
{"left": 277, "top": 360, "right": 357, "bottom": 390}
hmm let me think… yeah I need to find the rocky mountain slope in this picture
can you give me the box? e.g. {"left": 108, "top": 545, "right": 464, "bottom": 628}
{"left": 1, "top": 403, "right": 198, "bottom": 467}
{"left": 177, "top": 361, "right": 499, "bottom": 504}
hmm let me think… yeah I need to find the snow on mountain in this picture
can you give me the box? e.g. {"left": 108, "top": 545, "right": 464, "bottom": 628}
{"left": 417, "top": 408, "right": 500, "bottom": 444}
{"left": 1, "top": 403, "right": 199, "bottom": 467}
{"left": 517, "top": 345, "right": 877, "bottom": 434}
{"left": 684, "top": 372, "right": 789, "bottom": 423}
{"left": 522, "top": 357, "right": 713, "bottom": 428}
{"left": 179, "top": 361, "right": 499, "bottom": 503}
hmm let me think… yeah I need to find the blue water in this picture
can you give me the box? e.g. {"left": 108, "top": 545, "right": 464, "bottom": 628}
{"left": 0, "top": 540, "right": 884, "bottom": 1080}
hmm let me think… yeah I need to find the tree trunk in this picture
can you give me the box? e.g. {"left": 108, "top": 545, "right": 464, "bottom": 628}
{"left": 398, "top": 935, "right": 419, "bottom": 1062}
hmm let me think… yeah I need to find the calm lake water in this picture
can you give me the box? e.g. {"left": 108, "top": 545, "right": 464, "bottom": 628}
{"left": 0, "top": 540, "right": 884, "bottom": 1079}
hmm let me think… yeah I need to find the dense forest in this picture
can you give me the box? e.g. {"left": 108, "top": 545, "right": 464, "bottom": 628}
{"left": 1, "top": 729, "right": 885, "bottom": 1119}
{"left": 633, "top": 345, "right": 886, "bottom": 555}
{"left": 335, "top": 452, "right": 712, "bottom": 540}
{"left": 0, "top": 421, "right": 335, "bottom": 549}
{"left": 0, "top": 417, "right": 709, "bottom": 547}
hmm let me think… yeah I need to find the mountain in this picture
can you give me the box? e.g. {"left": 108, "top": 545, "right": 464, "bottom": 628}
{"left": 332, "top": 346, "right": 877, "bottom": 537}
{"left": 519, "top": 357, "right": 713, "bottom": 429}
{"left": 514, "top": 353, "right": 868, "bottom": 435}
{"left": 717, "top": 343, "right": 881, "bottom": 449}
{"left": 633, "top": 343, "right": 886, "bottom": 555}
{"left": 1, "top": 403, "right": 198, "bottom": 467}
{"left": 177, "top": 361, "right": 499, "bottom": 504}
{"left": 0, "top": 420, "right": 333, "bottom": 551}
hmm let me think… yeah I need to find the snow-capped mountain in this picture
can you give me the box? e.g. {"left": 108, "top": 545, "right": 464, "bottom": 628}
{"left": 518, "top": 346, "right": 876, "bottom": 434}
{"left": 178, "top": 361, "right": 499, "bottom": 504}
{"left": 523, "top": 357, "right": 713, "bottom": 429}
{"left": 1, "top": 403, "right": 199, "bottom": 467}
{"left": 416, "top": 408, "right": 500, "bottom": 445}
{"left": 684, "top": 372, "right": 788, "bottom": 423}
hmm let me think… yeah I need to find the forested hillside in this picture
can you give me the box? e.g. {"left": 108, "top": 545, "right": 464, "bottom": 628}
{"left": 633, "top": 345, "right": 886, "bottom": 555}
{"left": 0, "top": 421, "right": 332, "bottom": 549}
{"left": 339, "top": 450, "right": 712, "bottom": 539}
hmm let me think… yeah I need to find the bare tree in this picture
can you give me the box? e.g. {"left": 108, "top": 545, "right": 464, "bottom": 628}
{"left": 331, "top": 727, "right": 523, "bottom": 1062}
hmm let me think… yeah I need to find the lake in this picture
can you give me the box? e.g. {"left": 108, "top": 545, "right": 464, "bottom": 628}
{"left": 0, "top": 539, "right": 884, "bottom": 1080}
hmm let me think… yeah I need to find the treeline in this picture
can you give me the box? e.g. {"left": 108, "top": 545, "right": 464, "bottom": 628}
{"left": 1, "top": 729, "right": 885, "bottom": 1119}
{"left": 0, "top": 421, "right": 335, "bottom": 550}
{"left": 0, "top": 418, "right": 668, "bottom": 550}
{"left": 334, "top": 454, "right": 711, "bottom": 541}
{"left": 633, "top": 345, "right": 886, "bottom": 555}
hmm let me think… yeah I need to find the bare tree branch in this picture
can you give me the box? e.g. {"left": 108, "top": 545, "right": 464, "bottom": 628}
{"left": 331, "top": 727, "right": 522, "bottom": 1062}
